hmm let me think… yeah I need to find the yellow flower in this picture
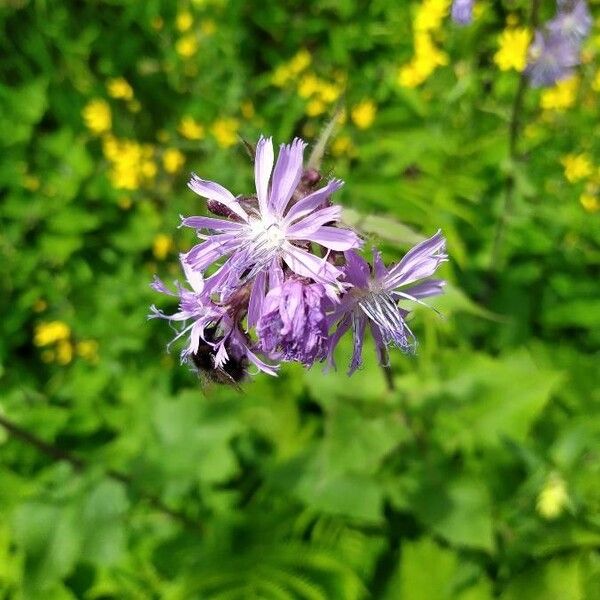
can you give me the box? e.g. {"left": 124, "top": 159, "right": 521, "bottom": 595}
{"left": 306, "top": 98, "right": 326, "bottom": 116}
{"left": 540, "top": 75, "right": 579, "bottom": 111}
{"left": 178, "top": 116, "right": 205, "bottom": 140}
{"left": 56, "top": 340, "right": 73, "bottom": 365}
{"left": 537, "top": 473, "right": 568, "bottom": 519}
{"left": 398, "top": 32, "right": 448, "bottom": 88}
{"left": 201, "top": 19, "right": 216, "bottom": 35}
{"left": 23, "top": 175, "right": 40, "bottom": 191}
{"left": 592, "top": 69, "right": 600, "bottom": 92}
{"left": 494, "top": 28, "right": 532, "bottom": 72}
{"left": 34, "top": 321, "right": 71, "bottom": 347}
{"left": 331, "top": 135, "right": 354, "bottom": 157}
{"left": 176, "top": 11, "right": 193, "bottom": 32}
{"left": 298, "top": 73, "right": 321, "bottom": 98}
{"left": 318, "top": 81, "right": 342, "bottom": 104}
{"left": 351, "top": 100, "right": 377, "bottom": 129}
{"left": 176, "top": 34, "right": 198, "bottom": 58}
{"left": 77, "top": 340, "right": 99, "bottom": 362}
{"left": 82, "top": 99, "right": 111, "bottom": 134}
{"left": 141, "top": 160, "right": 157, "bottom": 179}
{"left": 153, "top": 234, "right": 173, "bottom": 260}
{"left": 162, "top": 148, "right": 186, "bottom": 173}
{"left": 580, "top": 193, "right": 599, "bottom": 213}
{"left": 211, "top": 117, "right": 239, "bottom": 148}
{"left": 241, "top": 100, "right": 255, "bottom": 119}
{"left": 272, "top": 64, "right": 292, "bottom": 87}
{"left": 561, "top": 153, "right": 593, "bottom": 183}
{"left": 289, "top": 49, "right": 311, "bottom": 74}
{"left": 106, "top": 77, "right": 134, "bottom": 101}
{"left": 414, "top": 0, "right": 450, "bottom": 33}
{"left": 151, "top": 16, "right": 164, "bottom": 31}
{"left": 104, "top": 139, "right": 154, "bottom": 190}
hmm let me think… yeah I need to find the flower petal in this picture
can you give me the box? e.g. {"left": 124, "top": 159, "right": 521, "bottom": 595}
{"left": 302, "top": 226, "right": 362, "bottom": 251}
{"left": 286, "top": 205, "right": 342, "bottom": 238}
{"left": 281, "top": 243, "right": 342, "bottom": 285}
{"left": 184, "top": 234, "right": 240, "bottom": 271}
{"left": 181, "top": 254, "right": 204, "bottom": 294}
{"left": 270, "top": 138, "right": 307, "bottom": 217}
{"left": 255, "top": 136, "right": 274, "bottom": 217}
{"left": 384, "top": 230, "right": 447, "bottom": 289}
{"left": 284, "top": 179, "right": 344, "bottom": 224}
{"left": 247, "top": 270, "right": 267, "bottom": 329}
{"left": 180, "top": 215, "right": 244, "bottom": 232}
{"left": 188, "top": 174, "right": 248, "bottom": 221}
{"left": 349, "top": 314, "right": 367, "bottom": 375}
{"left": 402, "top": 279, "right": 446, "bottom": 299}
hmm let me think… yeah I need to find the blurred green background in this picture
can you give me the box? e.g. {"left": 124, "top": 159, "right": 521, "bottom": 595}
{"left": 1, "top": 0, "right": 600, "bottom": 598}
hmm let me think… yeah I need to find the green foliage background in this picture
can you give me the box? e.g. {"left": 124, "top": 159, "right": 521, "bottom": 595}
{"left": 1, "top": 0, "right": 600, "bottom": 598}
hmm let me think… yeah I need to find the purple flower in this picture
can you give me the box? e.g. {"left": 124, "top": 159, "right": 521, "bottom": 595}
{"left": 525, "top": 30, "right": 579, "bottom": 87}
{"left": 257, "top": 277, "right": 330, "bottom": 366}
{"left": 150, "top": 256, "right": 278, "bottom": 376}
{"left": 181, "top": 136, "right": 361, "bottom": 299}
{"left": 451, "top": 0, "right": 474, "bottom": 25}
{"left": 549, "top": 1, "right": 592, "bottom": 46}
{"left": 328, "top": 231, "right": 447, "bottom": 374}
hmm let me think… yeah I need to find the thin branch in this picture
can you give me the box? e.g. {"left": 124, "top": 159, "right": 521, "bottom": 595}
{"left": 0, "top": 413, "right": 203, "bottom": 532}
{"left": 489, "top": 0, "right": 542, "bottom": 270}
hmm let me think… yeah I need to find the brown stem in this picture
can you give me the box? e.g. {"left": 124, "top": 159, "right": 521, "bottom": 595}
{"left": 0, "top": 414, "right": 202, "bottom": 532}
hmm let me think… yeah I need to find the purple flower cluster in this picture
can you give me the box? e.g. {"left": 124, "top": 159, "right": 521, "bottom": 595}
{"left": 451, "top": 0, "right": 475, "bottom": 26}
{"left": 150, "top": 137, "right": 447, "bottom": 380}
{"left": 526, "top": 0, "right": 591, "bottom": 87}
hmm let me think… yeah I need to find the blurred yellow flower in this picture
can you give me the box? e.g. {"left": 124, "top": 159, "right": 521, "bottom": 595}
{"left": 414, "top": 0, "right": 450, "bottom": 33}
{"left": 398, "top": 33, "right": 448, "bottom": 88}
{"left": 241, "top": 100, "right": 255, "bottom": 119}
{"left": 211, "top": 117, "right": 239, "bottom": 148}
{"left": 176, "top": 35, "right": 198, "bottom": 57}
{"left": 537, "top": 473, "right": 568, "bottom": 519}
{"left": 289, "top": 49, "right": 311, "bottom": 74}
{"left": 162, "top": 148, "right": 186, "bottom": 173}
{"left": 494, "top": 28, "right": 531, "bottom": 72}
{"left": 351, "top": 100, "right": 377, "bottom": 129}
{"left": 34, "top": 321, "right": 71, "bottom": 347}
{"left": 178, "top": 116, "right": 205, "bottom": 140}
{"left": 306, "top": 98, "right": 326, "bottom": 116}
{"left": 141, "top": 160, "right": 158, "bottom": 179}
{"left": 540, "top": 75, "right": 579, "bottom": 111}
{"left": 176, "top": 11, "right": 194, "bottom": 32}
{"left": 592, "top": 69, "right": 600, "bottom": 92}
{"left": 331, "top": 135, "right": 354, "bottom": 157}
{"left": 272, "top": 64, "right": 292, "bottom": 87}
{"left": 561, "top": 153, "right": 593, "bottom": 183}
{"left": 153, "top": 234, "right": 173, "bottom": 260}
{"left": 107, "top": 77, "right": 134, "bottom": 100}
{"left": 104, "top": 138, "right": 157, "bottom": 190}
{"left": 201, "top": 19, "right": 216, "bottom": 35}
{"left": 77, "top": 340, "right": 99, "bottom": 362}
{"left": 298, "top": 73, "right": 320, "bottom": 98}
{"left": 23, "top": 174, "right": 40, "bottom": 191}
{"left": 56, "top": 340, "right": 73, "bottom": 365}
{"left": 580, "top": 193, "right": 599, "bottom": 213}
{"left": 319, "top": 81, "right": 342, "bottom": 103}
{"left": 82, "top": 99, "right": 111, "bottom": 134}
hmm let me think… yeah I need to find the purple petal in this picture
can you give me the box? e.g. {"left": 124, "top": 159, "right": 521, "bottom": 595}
{"left": 181, "top": 254, "right": 204, "bottom": 294}
{"left": 343, "top": 251, "right": 371, "bottom": 288}
{"left": 286, "top": 205, "right": 342, "bottom": 238}
{"left": 188, "top": 174, "right": 249, "bottom": 222}
{"left": 282, "top": 243, "right": 342, "bottom": 285}
{"left": 348, "top": 315, "right": 367, "bottom": 375}
{"left": 269, "top": 138, "right": 307, "bottom": 218}
{"left": 384, "top": 230, "right": 447, "bottom": 289}
{"left": 372, "top": 248, "right": 388, "bottom": 281}
{"left": 284, "top": 179, "right": 344, "bottom": 224}
{"left": 301, "top": 226, "right": 362, "bottom": 251}
{"left": 180, "top": 216, "right": 244, "bottom": 232}
{"left": 403, "top": 279, "right": 446, "bottom": 299}
{"left": 255, "top": 136, "right": 274, "bottom": 217}
{"left": 327, "top": 314, "right": 352, "bottom": 371}
{"left": 184, "top": 234, "right": 240, "bottom": 271}
{"left": 247, "top": 270, "right": 267, "bottom": 329}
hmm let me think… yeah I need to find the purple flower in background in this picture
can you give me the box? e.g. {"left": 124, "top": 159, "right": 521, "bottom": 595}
{"left": 329, "top": 231, "right": 447, "bottom": 374}
{"left": 548, "top": 0, "right": 592, "bottom": 46}
{"left": 451, "top": 0, "right": 474, "bottom": 25}
{"left": 257, "top": 277, "right": 331, "bottom": 366}
{"left": 525, "top": 30, "right": 579, "bottom": 87}
{"left": 181, "top": 136, "right": 361, "bottom": 297}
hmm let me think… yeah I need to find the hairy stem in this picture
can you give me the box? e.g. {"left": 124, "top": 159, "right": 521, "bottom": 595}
{"left": 0, "top": 413, "right": 203, "bottom": 532}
